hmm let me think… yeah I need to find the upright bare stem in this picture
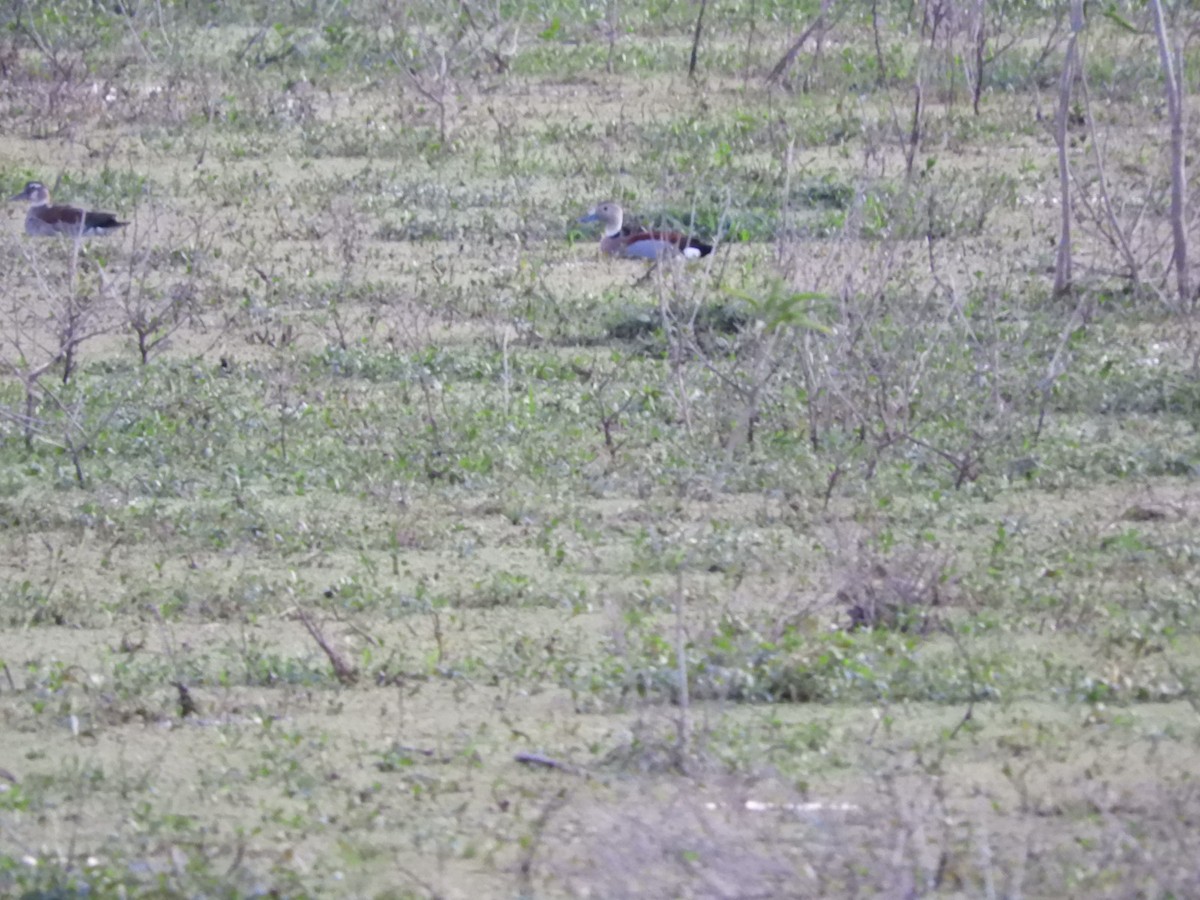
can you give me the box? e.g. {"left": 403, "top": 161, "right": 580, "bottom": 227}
{"left": 1078, "top": 61, "right": 1139, "bottom": 286}
{"left": 688, "top": 0, "right": 708, "bottom": 79}
{"left": 971, "top": 0, "right": 986, "bottom": 114}
{"left": 605, "top": 0, "right": 619, "bottom": 74}
{"left": 673, "top": 569, "right": 690, "bottom": 770}
{"left": 1052, "top": 0, "right": 1083, "bottom": 297}
{"left": 1150, "top": 0, "right": 1190, "bottom": 308}
{"left": 767, "top": 0, "right": 833, "bottom": 84}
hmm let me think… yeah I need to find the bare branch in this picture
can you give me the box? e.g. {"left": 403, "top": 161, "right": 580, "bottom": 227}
{"left": 767, "top": 0, "right": 833, "bottom": 84}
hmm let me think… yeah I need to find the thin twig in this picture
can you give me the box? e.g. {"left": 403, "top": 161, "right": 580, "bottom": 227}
{"left": 688, "top": 0, "right": 709, "bottom": 79}
{"left": 514, "top": 751, "right": 590, "bottom": 777}
{"left": 297, "top": 608, "right": 359, "bottom": 685}
{"left": 767, "top": 0, "right": 834, "bottom": 84}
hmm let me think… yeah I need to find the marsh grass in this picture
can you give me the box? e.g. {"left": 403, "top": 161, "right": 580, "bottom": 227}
{"left": 0, "top": 0, "right": 1198, "bottom": 895}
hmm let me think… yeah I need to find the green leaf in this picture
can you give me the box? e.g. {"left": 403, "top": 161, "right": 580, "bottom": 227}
{"left": 1102, "top": 6, "right": 1138, "bottom": 33}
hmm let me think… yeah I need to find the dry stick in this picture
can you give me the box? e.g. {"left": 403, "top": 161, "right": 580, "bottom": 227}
{"left": 7, "top": 238, "right": 86, "bottom": 396}
{"left": 871, "top": 0, "right": 888, "bottom": 85}
{"left": 605, "top": 0, "right": 619, "bottom": 75}
{"left": 120, "top": 8, "right": 156, "bottom": 64}
{"left": 800, "top": 330, "right": 823, "bottom": 452}
{"left": 0, "top": 359, "right": 62, "bottom": 452}
{"left": 970, "top": 7, "right": 1023, "bottom": 117}
{"left": 1076, "top": 57, "right": 1140, "bottom": 288}
{"left": 173, "top": 682, "right": 199, "bottom": 718}
{"left": 943, "top": 626, "right": 983, "bottom": 739}
{"left": 1052, "top": 0, "right": 1083, "bottom": 297}
{"left": 904, "top": 78, "right": 924, "bottom": 180}
{"left": 417, "top": 373, "right": 450, "bottom": 480}
{"left": 516, "top": 791, "right": 572, "bottom": 893}
{"left": 741, "top": 0, "right": 757, "bottom": 91}
{"left": 923, "top": 435, "right": 981, "bottom": 488}
{"left": 1034, "top": 296, "right": 1089, "bottom": 441}
{"left": 513, "top": 752, "right": 592, "bottom": 777}
{"left": 597, "top": 383, "right": 638, "bottom": 461}
{"left": 1030, "top": 10, "right": 1066, "bottom": 75}
{"left": 865, "top": 265, "right": 944, "bottom": 438}
{"left": 1150, "top": 0, "right": 1191, "bottom": 309}
{"left": 149, "top": 604, "right": 199, "bottom": 718}
{"left": 38, "top": 386, "right": 122, "bottom": 488}
{"left": 401, "top": 60, "right": 450, "bottom": 146}
{"left": 687, "top": 0, "right": 709, "bottom": 79}
{"left": 14, "top": 6, "right": 73, "bottom": 80}
{"left": 122, "top": 209, "right": 195, "bottom": 365}
{"left": 738, "top": 332, "right": 783, "bottom": 451}
{"left": 61, "top": 238, "right": 89, "bottom": 385}
{"left": 337, "top": 615, "right": 383, "bottom": 648}
{"left": 925, "top": 232, "right": 992, "bottom": 428}
{"left": 297, "top": 608, "right": 359, "bottom": 686}
{"left": 431, "top": 611, "right": 444, "bottom": 666}
{"left": 776, "top": 137, "right": 794, "bottom": 267}
{"left": 683, "top": 321, "right": 786, "bottom": 452}
{"left": 673, "top": 568, "right": 690, "bottom": 772}
{"left": 393, "top": 745, "right": 442, "bottom": 759}
{"left": 237, "top": 26, "right": 269, "bottom": 62}
{"left": 657, "top": 271, "right": 694, "bottom": 437}
{"left": 767, "top": 0, "right": 833, "bottom": 83}
{"left": 970, "top": 0, "right": 985, "bottom": 114}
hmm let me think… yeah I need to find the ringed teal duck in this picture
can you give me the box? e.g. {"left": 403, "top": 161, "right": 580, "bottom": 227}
{"left": 10, "top": 181, "right": 127, "bottom": 237}
{"left": 580, "top": 201, "right": 712, "bottom": 260}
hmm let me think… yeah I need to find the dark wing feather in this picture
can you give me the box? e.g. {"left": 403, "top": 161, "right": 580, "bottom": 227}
{"left": 83, "top": 210, "right": 127, "bottom": 230}
{"left": 43, "top": 205, "right": 85, "bottom": 227}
